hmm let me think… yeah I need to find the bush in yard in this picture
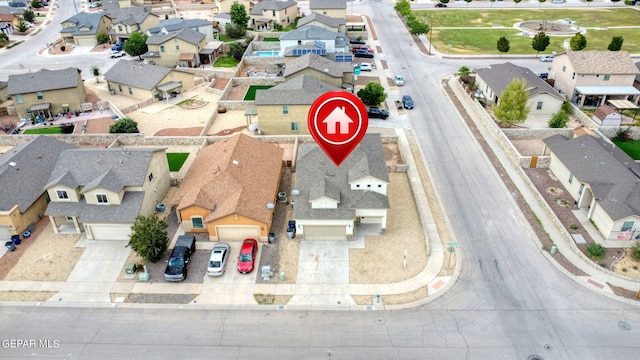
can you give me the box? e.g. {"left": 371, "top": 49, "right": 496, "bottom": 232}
{"left": 586, "top": 243, "right": 605, "bottom": 260}
{"left": 561, "top": 100, "right": 572, "bottom": 114}
{"left": 60, "top": 45, "right": 66, "bottom": 52}
{"left": 60, "top": 124, "right": 74, "bottom": 134}
{"left": 632, "top": 243, "right": 640, "bottom": 262}
{"left": 128, "top": 215, "right": 169, "bottom": 263}
{"left": 357, "top": 82, "right": 387, "bottom": 106}
{"left": 548, "top": 111, "right": 569, "bottom": 128}
{"left": 23, "top": 9, "right": 35, "bottom": 23}
{"left": 109, "top": 117, "right": 139, "bottom": 133}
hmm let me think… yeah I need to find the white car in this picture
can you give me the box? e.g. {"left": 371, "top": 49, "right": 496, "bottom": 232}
{"left": 110, "top": 51, "right": 126, "bottom": 58}
{"left": 394, "top": 75, "right": 405, "bottom": 86}
{"left": 354, "top": 63, "right": 373, "bottom": 72}
{"left": 207, "top": 242, "right": 230, "bottom": 277}
{"left": 540, "top": 55, "right": 554, "bottom": 62}
{"left": 24, "top": 22, "right": 35, "bottom": 28}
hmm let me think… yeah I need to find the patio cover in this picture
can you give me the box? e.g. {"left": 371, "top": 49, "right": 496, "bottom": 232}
{"left": 157, "top": 81, "right": 182, "bottom": 92}
{"left": 255, "top": 18, "right": 271, "bottom": 24}
{"left": 607, "top": 99, "right": 638, "bottom": 109}
{"left": 575, "top": 85, "right": 640, "bottom": 96}
{"left": 179, "top": 53, "right": 195, "bottom": 61}
{"left": 29, "top": 103, "right": 51, "bottom": 111}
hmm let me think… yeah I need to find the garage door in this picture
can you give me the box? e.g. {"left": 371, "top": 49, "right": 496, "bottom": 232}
{"left": 0, "top": 225, "right": 10, "bottom": 241}
{"left": 76, "top": 37, "right": 96, "bottom": 46}
{"left": 86, "top": 224, "right": 132, "bottom": 241}
{"left": 216, "top": 226, "right": 260, "bottom": 242}
{"left": 303, "top": 226, "right": 347, "bottom": 241}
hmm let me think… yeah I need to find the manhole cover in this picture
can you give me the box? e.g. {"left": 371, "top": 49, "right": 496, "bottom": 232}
{"left": 527, "top": 356, "right": 543, "bottom": 360}
{"left": 618, "top": 321, "right": 631, "bottom": 331}
{"left": 374, "top": 317, "right": 385, "bottom": 325}
{"left": 544, "top": 344, "right": 553, "bottom": 351}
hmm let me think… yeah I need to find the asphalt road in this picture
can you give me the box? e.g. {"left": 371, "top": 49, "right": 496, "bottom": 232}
{"left": 1, "top": 2, "right": 639, "bottom": 359}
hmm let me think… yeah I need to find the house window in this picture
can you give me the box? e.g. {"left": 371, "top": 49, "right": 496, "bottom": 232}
{"left": 562, "top": 65, "right": 566, "bottom": 72}
{"left": 572, "top": 72, "right": 575, "bottom": 80}
{"left": 66, "top": 216, "right": 74, "bottom": 221}
{"left": 578, "top": 184, "right": 584, "bottom": 195}
{"left": 290, "top": 122, "right": 299, "bottom": 131}
{"left": 568, "top": 174, "right": 573, "bottom": 184}
{"left": 192, "top": 217, "right": 204, "bottom": 229}
{"left": 118, "top": 25, "right": 123, "bottom": 32}
{"left": 148, "top": 173, "right": 153, "bottom": 182}
{"left": 56, "top": 190, "right": 69, "bottom": 200}
{"left": 536, "top": 101, "right": 543, "bottom": 110}
{"left": 604, "top": 74, "right": 610, "bottom": 81}
{"left": 282, "top": 105, "right": 289, "bottom": 115}
{"left": 96, "top": 194, "right": 108, "bottom": 204}
{"left": 15, "top": 94, "right": 23, "bottom": 104}
{"left": 621, "top": 221, "right": 635, "bottom": 232}
{"left": 160, "top": 45, "right": 165, "bottom": 53}
{"left": 118, "top": 85, "right": 122, "bottom": 92}
{"left": 36, "top": 91, "right": 43, "bottom": 100}
{"left": 128, "top": 87, "right": 133, "bottom": 95}
{"left": 176, "top": 45, "right": 180, "bottom": 50}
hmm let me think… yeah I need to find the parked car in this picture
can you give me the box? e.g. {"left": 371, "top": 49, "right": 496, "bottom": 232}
{"left": 207, "top": 242, "right": 230, "bottom": 277}
{"left": 24, "top": 22, "right": 35, "bottom": 28}
{"left": 402, "top": 95, "right": 414, "bottom": 109}
{"left": 435, "top": 3, "right": 447, "bottom": 7}
{"left": 237, "top": 238, "right": 258, "bottom": 274}
{"left": 354, "top": 63, "right": 373, "bottom": 71}
{"left": 164, "top": 234, "right": 196, "bottom": 282}
{"left": 17, "top": 119, "right": 27, "bottom": 129}
{"left": 350, "top": 38, "right": 366, "bottom": 45}
{"left": 367, "top": 107, "right": 389, "bottom": 120}
{"left": 88, "top": 2, "right": 101, "bottom": 8}
{"left": 352, "top": 45, "right": 374, "bottom": 53}
{"left": 394, "top": 75, "right": 405, "bottom": 86}
{"left": 111, "top": 42, "right": 124, "bottom": 51}
{"left": 110, "top": 50, "right": 125, "bottom": 58}
{"left": 540, "top": 55, "right": 554, "bottom": 62}
{"left": 354, "top": 49, "right": 374, "bottom": 58}
{"left": 538, "top": 72, "right": 549, "bottom": 79}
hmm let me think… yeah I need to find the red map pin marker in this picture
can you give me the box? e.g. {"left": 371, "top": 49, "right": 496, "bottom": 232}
{"left": 308, "top": 91, "right": 369, "bottom": 166}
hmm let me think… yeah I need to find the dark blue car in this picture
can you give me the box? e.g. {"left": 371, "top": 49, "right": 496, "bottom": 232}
{"left": 402, "top": 95, "right": 414, "bottom": 109}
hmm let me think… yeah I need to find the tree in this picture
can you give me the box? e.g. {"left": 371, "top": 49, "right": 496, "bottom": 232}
{"left": 91, "top": 66, "right": 100, "bottom": 83}
{"left": 0, "top": 32, "right": 8, "bottom": 43}
{"left": 123, "top": 32, "right": 148, "bottom": 59}
{"left": 30, "top": 0, "right": 41, "bottom": 9}
{"left": 109, "top": 118, "right": 139, "bottom": 133}
{"left": 227, "top": 41, "right": 246, "bottom": 60}
{"left": 464, "top": 0, "right": 473, "bottom": 6}
{"left": 128, "top": 215, "right": 169, "bottom": 263}
{"left": 531, "top": 32, "right": 550, "bottom": 55}
{"left": 394, "top": 0, "right": 411, "bottom": 17}
{"left": 610, "top": 0, "right": 622, "bottom": 5}
{"left": 96, "top": 32, "right": 110, "bottom": 45}
{"left": 490, "top": 0, "right": 496, "bottom": 7}
{"left": 493, "top": 78, "right": 530, "bottom": 126}
{"left": 16, "top": 20, "right": 28, "bottom": 33}
{"left": 357, "top": 82, "right": 387, "bottom": 106}
{"left": 538, "top": 0, "right": 546, "bottom": 7}
{"left": 607, "top": 36, "right": 623, "bottom": 51}
{"left": 23, "top": 9, "right": 35, "bottom": 23}
{"left": 497, "top": 36, "right": 510, "bottom": 57}
{"left": 230, "top": 3, "right": 249, "bottom": 29}
{"left": 514, "top": 0, "right": 522, "bottom": 6}
{"left": 570, "top": 33, "right": 587, "bottom": 51}
{"left": 225, "top": 23, "right": 246, "bottom": 38}
{"left": 407, "top": 18, "right": 429, "bottom": 36}
{"left": 548, "top": 111, "right": 569, "bottom": 128}
{"left": 457, "top": 66, "right": 471, "bottom": 77}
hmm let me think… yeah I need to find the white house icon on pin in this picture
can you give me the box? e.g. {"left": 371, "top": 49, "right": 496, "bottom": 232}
{"left": 323, "top": 106, "right": 353, "bottom": 135}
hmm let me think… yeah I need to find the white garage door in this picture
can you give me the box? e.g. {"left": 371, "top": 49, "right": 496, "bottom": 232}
{"left": 216, "top": 226, "right": 260, "bottom": 242}
{"left": 76, "top": 37, "right": 95, "bottom": 46}
{"left": 86, "top": 224, "right": 132, "bottom": 241}
{"left": 303, "top": 226, "right": 347, "bottom": 241}
{"left": 0, "top": 225, "right": 10, "bottom": 241}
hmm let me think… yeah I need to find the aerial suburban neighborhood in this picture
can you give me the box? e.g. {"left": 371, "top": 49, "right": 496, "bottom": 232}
{"left": 1, "top": 0, "right": 640, "bottom": 357}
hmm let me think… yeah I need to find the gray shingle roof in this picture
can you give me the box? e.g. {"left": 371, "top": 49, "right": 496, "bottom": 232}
{"left": 283, "top": 52, "right": 351, "bottom": 78}
{"left": 6, "top": 68, "right": 82, "bottom": 96}
{"left": 250, "top": 0, "right": 298, "bottom": 15}
{"left": 146, "top": 27, "right": 205, "bottom": 45}
{"left": 544, "top": 134, "right": 640, "bottom": 220}
{"left": 297, "top": 12, "right": 345, "bottom": 28}
{"left": 255, "top": 75, "right": 340, "bottom": 105}
{"left": 562, "top": 50, "right": 640, "bottom": 75}
{"left": 0, "top": 136, "right": 76, "bottom": 213}
{"left": 147, "top": 18, "right": 210, "bottom": 35}
{"left": 45, "top": 191, "right": 144, "bottom": 223}
{"left": 59, "top": 12, "right": 104, "bottom": 36}
{"left": 476, "top": 62, "right": 563, "bottom": 100}
{"left": 105, "top": 6, "right": 154, "bottom": 26}
{"left": 103, "top": 60, "right": 172, "bottom": 90}
{"left": 309, "top": 0, "right": 346, "bottom": 9}
{"left": 293, "top": 133, "right": 389, "bottom": 220}
{"left": 279, "top": 24, "right": 343, "bottom": 41}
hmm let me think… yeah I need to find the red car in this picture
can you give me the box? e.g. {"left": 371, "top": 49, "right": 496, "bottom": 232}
{"left": 352, "top": 45, "right": 374, "bottom": 53}
{"left": 237, "top": 238, "right": 258, "bottom": 274}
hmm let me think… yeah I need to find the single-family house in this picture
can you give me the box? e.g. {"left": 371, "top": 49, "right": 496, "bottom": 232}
{"left": 293, "top": 133, "right": 389, "bottom": 241}
{"left": 297, "top": 12, "right": 346, "bottom": 33}
{"left": 283, "top": 52, "right": 354, "bottom": 89}
{"left": 0, "top": 13, "right": 18, "bottom": 35}
{"left": 43, "top": 147, "right": 171, "bottom": 240}
{"left": 215, "top": 0, "right": 252, "bottom": 14}
{"left": 309, "top": 0, "right": 346, "bottom": 19}
{"left": 0, "top": 137, "right": 76, "bottom": 239}
{"left": 142, "top": 27, "right": 207, "bottom": 68}
{"left": 0, "top": 81, "right": 8, "bottom": 102}
{"left": 475, "top": 62, "right": 565, "bottom": 117}
{"left": 279, "top": 25, "right": 350, "bottom": 58}
{"left": 104, "top": 60, "right": 196, "bottom": 101}
{"left": 543, "top": 134, "right": 640, "bottom": 243}
{"left": 6, "top": 67, "right": 87, "bottom": 119}
{"left": 549, "top": 50, "right": 640, "bottom": 107}
{"left": 147, "top": 18, "right": 218, "bottom": 42}
{"left": 249, "top": 0, "right": 298, "bottom": 30}
{"left": 255, "top": 75, "right": 341, "bottom": 135}
{"left": 213, "top": 12, "right": 231, "bottom": 33}
{"left": 59, "top": 12, "right": 112, "bottom": 46}
{"left": 105, "top": 6, "right": 159, "bottom": 43}
{"left": 171, "top": 134, "right": 284, "bottom": 242}
{"left": 591, "top": 104, "right": 622, "bottom": 126}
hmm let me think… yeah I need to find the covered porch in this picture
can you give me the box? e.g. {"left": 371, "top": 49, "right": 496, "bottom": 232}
{"left": 28, "top": 103, "right": 53, "bottom": 122}
{"left": 156, "top": 81, "right": 183, "bottom": 103}
{"left": 573, "top": 85, "right": 640, "bottom": 108}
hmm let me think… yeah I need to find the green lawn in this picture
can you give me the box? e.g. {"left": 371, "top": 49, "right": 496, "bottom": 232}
{"left": 214, "top": 56, "right": 239, "bottom": 68}
{"left": 166, "top": 153, "right": 189, "bottom": 172}
{"left": 244, "top": 85, "right": 273, "bottom": 101}
{"left": 218, "top": 34, "right": 239, "bottom": 42}
{"left": 417, "top": 8, "right": 640, "bottom": 54}
{"left": 613, "top": 140, "right": 640, "bottom": 160}
{"left": 23, "top": 126, "right": 62, "bottom": 134}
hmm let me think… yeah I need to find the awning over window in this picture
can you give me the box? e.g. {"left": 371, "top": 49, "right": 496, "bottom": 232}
{"left": 29, "top": 103, "right": 51, "bottom": 111}
{"left": 179, "top": 53, "right": 195, "bottom": 61}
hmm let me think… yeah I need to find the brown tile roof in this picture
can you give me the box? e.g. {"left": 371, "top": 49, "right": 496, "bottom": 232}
{"left": 171, "top": 134, "right": 284, "bottom": 224}
{"left": 592, "top": 104, "right": 617, "bottom": 120}
{"left": 565, "top": 50, "right": 640, "bottom": 75}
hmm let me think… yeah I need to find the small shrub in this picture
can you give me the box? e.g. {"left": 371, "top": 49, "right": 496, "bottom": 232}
{"left": 587, "top": 243, "right": 605, "bottom": 260}
{"left": 60, "top": 45, "right": 66, "bottom": 52}
{"left": 548, "top": 110, "right": 569, "bottom": 128}
{"left": 569, "top": 224, "right": 578, "bottom": 230}
{"left": 622, "top": 268, "right": 628, "bottom": 272}
{"left": 631, "top": 243, "right": 640, "bottom": 262}
{"left": 633, "top": 265, "right": 638, "bottom": 270}
{"left": 599, "top": 262, "right": 606, "bottom": 268}
{"left": 561, "top": 100, "right": 572, "bottom": 114}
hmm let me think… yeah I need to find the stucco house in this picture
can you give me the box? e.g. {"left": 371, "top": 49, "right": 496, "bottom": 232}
{"left": 279, "top": 25, "right": 350, "bottom": 58}
{"left": 215, "top": 0, "right": 252, "bottom": 14}
{"left": 309, "top": 0, "right": 346, "bottom": 19}
{"left": 591, "top": 104, "right": 622, "bottom": 126}
{"left": 104, "top": 60, "right": 196, "bottom": 101}
{"left": 475, "top": 62, "right": 565, "bottom": 117}
{"left": 543, "top": 134, "right": 640, "bottom": 244}
{"left": 0, "top": 13, "right": 18, "bottom": 35}
{"left": 283, "top": 52, "right": 354, "bottom": 89}
{"left": 171, "top": 134, "right": 284, "bottom": 242}
{"left": 60, "top": 12, "right": 112, "bottom": 46}
{"left": 105, "top": 6, "right": 159, "bottom": 43}
{"left": 297, "top": 12, "right": 345, "bottom": 33}
{"left": 0, "top": 137, "right": 76, "bottom": 240}
{"left": 142, "top": 27, "right": 207, "bottom": 68}
{"left": 147, "top": 18, "right": 218, "bottom": 42}
{"left": 249, "top": 0, "right": 298, "bottom": 30}
{"left": 548, "top": 50, "right": 640, "bottom": 107}
{"left": 255, "top": 75, "right": 341, "bottom": 135}
{"left": 293, "top": 133, "right": 389, "bottom": 241}
{"left": 43, "top": 147, "right": 170, "bottom": 241}
{"left": 6, "top": 67, "right": 87, "bottom": 119}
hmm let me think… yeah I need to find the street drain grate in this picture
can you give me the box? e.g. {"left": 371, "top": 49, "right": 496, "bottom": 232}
{"left": 374, "top": 317, "right": 386, "bottom": 325}
{"left": 527, "top": 356, "right": 543, "bottom": 360}
{"left": 618, "top": 321, "right": 631, "bottom": 331}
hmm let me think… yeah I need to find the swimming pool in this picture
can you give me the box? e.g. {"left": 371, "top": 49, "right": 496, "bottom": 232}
{"left": 252, "top": 51, "right": 281, "bottom": 57}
